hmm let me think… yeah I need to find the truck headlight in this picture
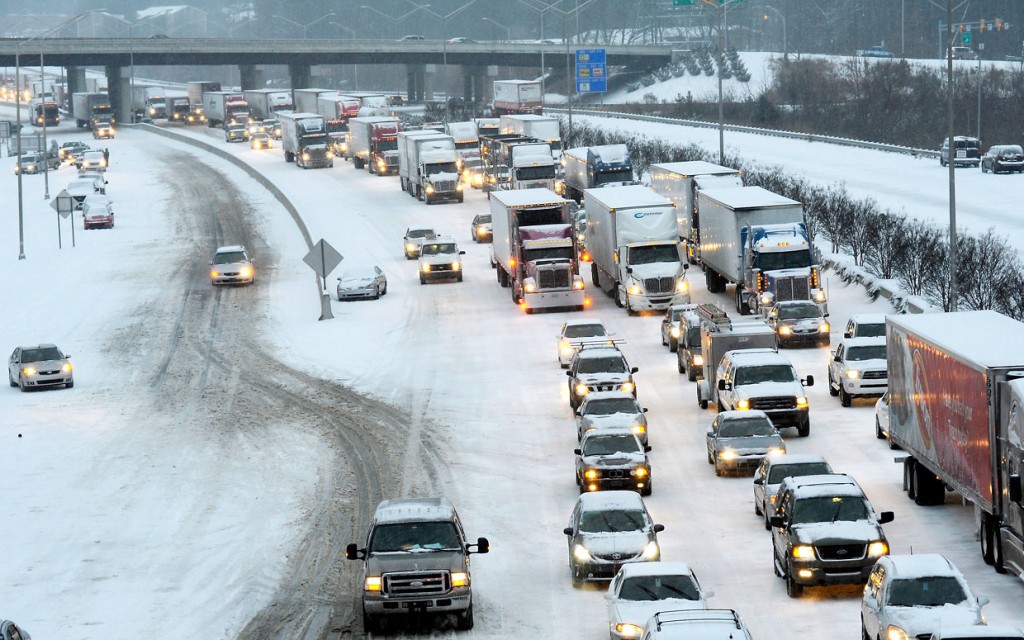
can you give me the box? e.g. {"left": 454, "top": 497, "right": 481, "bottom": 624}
{"left": 868, "top": 540, "right": 889, "bottom": 557}
{"left": 796, "top": 396, "right": 809, "bottom": 408}
{"left": 736, "top": 399, "right": 750, "bottom": 410}
{"left": 406, "top": 243, "right": 416, "bottom": 253}
{"left": 693, "top": 354, "right": 703, "bottom": 366}
{"left": 450, "top": 571, "right": 469, "bottom": 587}
{"left": 885, "top": 626, "right": 909, "bottom": 640}
{"left": 364, "top": 576, "right": 382, "bottom": 591}
{"left": 302, "top": 153, "right": 310, "bottom": 161}
{"left": 641, "top": 541, "right": 660, "bottom": 560}
{"left": 792, "top": 545, "right": 815, "bottom": 559}
{"left": 620, "top": 382, "right": 635, "bottom": 394}
{"left": 575, "top": 383, "right": 590, "bottom": 396}
{"left": 813, "top": 290, "right": 827, "bottom": 303}
{"left": 627, "top": 283, "right": 642, "bottom": 295}
{"left": 452, "top": 261, "right": 461, "bottom": 271}
{"left": 818, "top": 322, "right": 830, "bottom": 334}
{"left": 425, "top": 185, "right": 435, "bottom": 194}
{"left": 421, "top": 263, "right": 431, "bottom": 273}
{"left": 456, "top": 183, "right": 464, "bottom": 191}
{"left": 614, "top": 623, "right": 644, "bottom": 639}
{"left": 560, "top": 342, "right": 574, "bottom": 357}
{"left": 573, "top": 544, "right": 593, "bottom": 562}
{"left": 584, "top": 469, "right": 599, "bottom": 480}
{"left": 718, "top": 449, "right": 737, "bottom": 460}
{"left": 326, "top": 151, "right": 334, "bottom": 159}
{"left": 524, "top": 281, "right": 537, "bottom": 293}
{"left": 676, "top": 279, "right": 689, "bottom": 294}
{"left": 670, "top": 326, "right": 680, "bottom": 338}
{"left": 844, "top": 369, "right": 862, "bottom": 379}
{"left": 572, "top": 277, "right": 585, "bottom": 290}
{"left": 778, "top": 326, "right": 792, "bottom": 336}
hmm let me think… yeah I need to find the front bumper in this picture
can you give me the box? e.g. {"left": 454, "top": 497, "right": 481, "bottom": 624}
{"left": 788, "top": 558, "right": 875, "bottom": 587}
{"left": 212, "top": 273, "right": 254, "bottom": 285}
{"left": 524, "top": 289, "right": 586, "bottom": 311}
{"left": 841, "top": 377, "right": 888, "bottom": 396}
{"left": 574, "top": 557, "right": 650, "bottom": 582}
{"left": 20, "top": 372, "right": 73, "bottom": 388}
{"left": 338, "top": 288, "right": 378, "bottom": 300}
{"left": 716, "top": 453, "right": 769, "bottom": 472}
{"left": 363, "top": 591, "right": 471, "bottom": 616}
{"left": 761, "top": 408, "right": 808, "bottom": 429}
{"left": 629, "top": 291, "right": 689, "bottom": 312}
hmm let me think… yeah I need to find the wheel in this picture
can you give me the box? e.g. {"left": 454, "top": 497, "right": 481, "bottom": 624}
{"left": 457, "top": 273, "right": 463, "bottom": 283}
{"left": 669, "top": 338, "right": 678, "bottom": 353}
{"left": 714, "top": 461, "right": 722, "bottom": 477}
{"left": 861, "top": 620, "right": 871, "bottom": 640}
{"left": 641, "top": 481, "right": 652, "bottom": 497}
{"left": 382, "top": 283, "right": 388, "bottom": 296}
{"left": 591, "top": 262, "right": 600, "bottom": 288}
{"left": 372, "top": 287, "right": 380, "bottom": 300}
{"left": 840, "top": 386, "right": 852, "bottom": 407}
{"left": 797, "top": 418, "right": 810, "bottom": 438}
{"left": 981, "top": 513, "right": 996, "bottom": 565}
{"left": 754, "top": 501, "right": 763, "bottom": 516}
{"left": 661, "top": 331, "right": 667, "bottom": 346}
{"left": 420, "top": 275, "right": 427, "bottom": 285}
{"left": 456, "top": 604, "right": 474, "bottom": 630}
{"left": 698, "top": 387, "right": 708, "bottom": 410}
{"left": 828, "top": 373, "right": 839, "bottom": 396}
{"left": 570, "top": 560, "right": 584, "bottom": 588}
{"left": 615, "top": 286, "right": 624, "bottom": 308}
{"left": 687, "top": 363, "right": 697, "bottom": 382}
{"left": 18, "top": 376, "right": 27, "bottom": 392}
{"left": 707, "top": 449, "right": 714, "bottom": 464}
{"left": 9, "top": 372, "right": 17, "bottom": 388}
{"left": 458, "top": 194, "right": 464, "bottom": 203}
{"left": 362, "top": 609, "right": 380, "bottom": 634}
{"left": 785, "top": 571, "right": 804, "bottom": 598}
{"left": 905, "top": 458, "right": 917, "bottom": 500}
{"left": 875, "top": 418, "right": 885, "bottom": 439}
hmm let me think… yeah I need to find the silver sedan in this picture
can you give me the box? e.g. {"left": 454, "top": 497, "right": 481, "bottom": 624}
{"left": 8, "top": 344, "right": 74, "bottom": 391}
{"left": 337, "top": 265, "right": 388, "bottom": 301}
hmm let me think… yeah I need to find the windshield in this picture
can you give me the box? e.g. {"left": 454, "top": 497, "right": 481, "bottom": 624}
{"left": 886, "top": 576, "right": 968, "bottom": 607}
{"left": 854, "top": 323, "right": 886, "bottom": 338}
{"left": 846, "top": 345, "right": 887, "bottom": 361}
{"left": 594, "top": 168, "right": 634, "bottom": 186}
{"left": 582, "top": 434, "right": 642, "bottom": 456}
{"left": 767, "top": 462, "right": 833, "bottom": 484}
{"left": 421, "top": 243, "right": 457, "bottom": 256}
{"left": 474, "top": 215, "right": 492, "bottom": 224}
{"left": 585, "top": 398, "right": 640, "bottom": 415}
{"left": 523, "top": 246, "right": 574, "bottom": 262}
{"left": 579, "top": 508, "right": 648, "bottom": 533}
{"left": 564, "top": 324, "right": 607, "bottom": 339}
{"left": 733, "top": 364, "right": 796, "bottom": 385}
{"left": 214, "top": 251, "right": 247, "bottom": 264}
{"left": 516, "top": 165, "right": 555, "bottom": 181}
{"left": 426, "top": 161, "right": 459, "bottom": 175}
{"left": 368, "top": 522, "right": 462, "bottom": 553}
{"left": 757, "top": 249, "right": 812, "bottom": 272}
{"left": 408, "top": 229, "right": 434, "bottom": 239}
{"left": 718, "top": 419, "right": 776, "bottom": 438}
{"left": 628, "top": 244, "right": 680, "bottom": 266}
{"left": 790, "top": 496, "right": 869, "bottom": 524}
{"left": 778, "top": 303, "right": 822, "bottom": 320}
{"left": 618, "top": 575, "right": 700, "bottom": 602}
{"left": 578, "top": 356, "right": 628, "bottom": 374}
{"left": 378, "top": 139, "right": 398, "bottom": 152}
{"left": 21, "top": 347, "right": 63, "bottom": 362}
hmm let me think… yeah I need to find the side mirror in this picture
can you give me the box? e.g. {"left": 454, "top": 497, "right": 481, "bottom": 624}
{"left": 630, "top": 367, "right": 639, "bottom": 374}
{"left": 706, "top": 429, "right": 714, "bottom": 437}
{"left": 878, "top": 511, "right": 895, "bottom": 524}
{"left": 824, "top": 312, "right": 830, "bottom": 318}
{"left": 702, "top": 588, "right": 715, "bottom": 599}
{"left": 642, "top": 408, "right": 649, "bottom": 413}
{"left": 337, "top": 277, "right": 342, "bottom": 281}
{"left": 753, "top": 477, "right": 763, "bottom": 485}
{"left": 804, "top": 375, "right": 815, "bottom": 387}
{"left": 208, "top": 260, "right": 214, "bottom": 265}
{"left": 472, "top": 537, "right": 490, "bottom": 554}
{"left": 769, "top": 515, "right": 785, "bottom": 528}
{"left": 344, "top": 543, "right": 364, "bottom": 560}
{"left": 574, "top": 448, "right": 582, "bottom": 455}
{"left": 644, "top": 445, "right": 652, "bottom": 452}
{"left": 566, "top": 370, "right": 573, "bottom": 377}
{"left": 844, "top": 331, "right": 853, "bottom": 338}
{"left": 978, "top": 595, "right": 990, "bottom": 607}
{"left": 682, "top": 263, "right": 689, "bottom": 271}
{"left": 460, "top": 250, "right": 466, "bottom": 255}
{"left": 563, "top": 527, "right": 574, "bottom": 536}
{"left": 653, "top": 524, "right": 665, "bottom": 532}
{"left": 718, "top": 379, "right": 728, "bottom": 391}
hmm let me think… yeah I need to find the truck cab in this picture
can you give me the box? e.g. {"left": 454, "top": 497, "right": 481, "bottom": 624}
{"left": 418, "top": 150, "right": 463, "bottom": 204}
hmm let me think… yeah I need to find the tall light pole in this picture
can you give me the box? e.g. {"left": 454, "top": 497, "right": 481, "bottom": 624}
{"left": 271, "top": 13, "right": 337, "bottom": 38}
{"left": 762, "top": 5, "right": 787, "bottom": 56}
{"left": 481, "top": 17, "right": 511, "bottom": 42}
{"left": 517, "top": 0, "right": 553, "bottom": 95}
{"left": 411, "top": 1, "right": 478, "bottom": 122}
{"left": 359, "top": 5, "right": 429, "bottom": 39}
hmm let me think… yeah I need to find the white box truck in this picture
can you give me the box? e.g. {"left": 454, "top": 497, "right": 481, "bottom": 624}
{"left": 584, "top": 185, "right": 691, "bottom": 314}
{"left": 492, "top": 80, "right": 542, "bottom": 115}
{"left": 499, "top": 114, "right": 561, "bottom": 163}
{"left": 397, "top": 131, "right": 462, "bottom": 204}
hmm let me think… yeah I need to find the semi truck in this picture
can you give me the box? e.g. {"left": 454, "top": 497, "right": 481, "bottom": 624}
{"left": 490, "top": 188, "right": 586, "bottom": 313}
{"left": 316, "top": 94, "right": 360, "bottom": 155}
{"left": 887, "top": 311, "right": 1024, "bottom": 578}
{"left": 584, "top": 185, "right": 691, "bottom": 315}
{"left": 479, "top": 133, "right": 536, "bottom": 190}
{"left": 164, "top": 96, "right": 197, "bottom": 123}
{"left": 560, "top": 145, "right": 635, "bottom": 203}
{"left": 505, "top": 142, "right": 557, "bottom": 191}
{"left": 650, "top": 161, "right": 743, "bottom": 264}
{"left": 294, "top": 88, "right": 336, "bottom": 115}
{"left": 243, "top": 89, "right": 294, "bottom": 120}
{"left": 499, "top": 114, "right": 561, "bottom": 163}
{"left": 697, "top": 186, "right": 826, "bottom": 317}
{"left": 130, "top": 85, "right": 166, "bottom": 120}
{"left": 277, "top": 111, "right": 334, "bottom": 169}
{"left": 31, "top": 100, "right": 60, "bottom": 126}
{"left": 339, "top": 92, "right": 390, "bottom": 117}
{"left": 71, "top": 92, "right": 114, "bottom": 129}
{"left": 186, "top": 81, "right": 220, "bottom": 106}
{"left": 203, "top": 91, "right": 250, "bottom": 127}
{"left": 492, "top": 80, "right": 542, "bottom": 115}
{"left": 348, "top": 116, "right": 401, "bottom": 175}
{"left": 693, "top": 303, "right": 778, "bottom": 410}
{"left": 397, "top": 131, "right": 463, "bottom": 204}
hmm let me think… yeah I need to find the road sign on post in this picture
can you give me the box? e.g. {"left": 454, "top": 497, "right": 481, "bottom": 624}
{"left": 962, "top": 32, "right": 972, "bottom": 45}
{"left": 49, "top": 188, "right": 76, "bottom": 249}
{"left": 576, "top": 48, "right": 607, "bottom": 94}
{"left": 303, "top": 238, "right": 343, "bottom": 321}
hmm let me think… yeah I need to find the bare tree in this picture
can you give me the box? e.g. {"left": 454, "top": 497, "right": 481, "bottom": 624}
{"left": 863, "top": 211, "right": 907, "bottom": 280}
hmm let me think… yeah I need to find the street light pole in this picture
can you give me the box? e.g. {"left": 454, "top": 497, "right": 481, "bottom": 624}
{"left": 15, "top": 46, "right": 25, "bottom": 259}
{"left": 482, "top": 17, "right": 511, "bottom": 42}
{"left": 413, "top": 1, "right": 477, "bottom": 122}
{"left": 763, "top": 6, "right": 787, "bottom": 56}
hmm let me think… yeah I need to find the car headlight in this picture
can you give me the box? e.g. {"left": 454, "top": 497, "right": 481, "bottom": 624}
{"left": 620, "top": 382, "right": 635, "bottom": 394}
{"left": 693, "top": 354, "right": 704, "bottom": 366}
{"left": 818, "top": 322, "right": 831, "bottom": 334}
{"left": 670, "top": 326, "right": 680, "bottom": 338}
{"left": 23, "top": 367, "right": 38, "bottom": 377}
{"left": 796, "top": 396, "right": 809, "bottom": 408}
{"left": 210, "top": 269, "right": 220, "bottom": 278}
{"left": 240, "top": 267, "right": 253, "bottom": 278}
{"left": 425, "top": 185, "right": 435, "bottom": 194}
{"left": 792, "top": 545, "right": 815, "bottom": 559}
{"left": 302, "top": 153, "right": 310, "bottom": 161}
{"left": 421, "top": 263, "right": 431, "bottom": 273}
{"left": 844, "top": 369, "right": 862, "bottom": 379}
{"left": 631, "top": 425, "right": 646, "bottom": 436}
{"left": 641, "top": 541, "right": 660, "bottom": 560}
{"left": 406, "top": 243, "right": 416, "bottom": 252}
{"left": 575, "top": 383, "right": 590, "bottom": 396}
{"left": 614, "top": 623, "right": 644, "bottom": 639}
{"left": 364, "top": 576, "right": 382, "bottom": 591}
{"left": 768, "top": 446, "right": 785, "bottom": 456}
{"left": 718, "top": 449, "right": 737, "bottom": 461}
{"left": 886, "top": 625, "right": 909, "bottom": 640}
{"left": 676, "top": 279, "right": 689, "bottom": 293}
{"left": 62, "top": 363, "right": 73, "bottom": 373}
{"left": 573, "top": 544, "right": 593, "bottom": 562}
{"left": 736, "top": 399, "right": 750, "bottom": 410}
{"left": 560, "top": 342, "right": 574, "bottom": 356}
{"left": 584, "top": 469, "right": 599, "bottom": 480}
{"left": 778, "top": 326, "right": 792, "bottom": 336}
{"left": 868, "top": 540, "right": 889, "bottom": 557}
{"left": 450, "top": 571, "right": 469, "bottom": 587}
{"left": 452, "top": 261, "right": 461, "bottom": 271}
{"left": 633, "top": 466, "right": 648, "bottom": 477}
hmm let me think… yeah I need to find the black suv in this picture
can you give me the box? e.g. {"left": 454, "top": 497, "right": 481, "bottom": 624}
{"left": 981, "top": 144, "right": 1024, "bottom": 174}
{"left": 566, "top": 345, "right": 639, "bottom": 410}
{"left": 939, "top": 136, "right": 981, "bottom": 168}
{"left": 769, "top": 474, "right": 893, "bottom": 597}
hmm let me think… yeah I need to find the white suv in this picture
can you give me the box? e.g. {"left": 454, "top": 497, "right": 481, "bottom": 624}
{"left": 418, "top": 236, "right": 465, "bottom": 284}
{"left": 827, "top": 337, "right": 888, "bottom": 407}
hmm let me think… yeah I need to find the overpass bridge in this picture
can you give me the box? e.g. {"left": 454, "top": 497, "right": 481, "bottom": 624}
{"left": 0, "top": 38, "right": 674, "bottom": 120}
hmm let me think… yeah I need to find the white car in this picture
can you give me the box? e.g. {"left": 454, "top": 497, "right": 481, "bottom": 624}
{"left": 862, "top": 554, "right": 988, "bottom": 640}
{"left": 209, "top": 245, "right": 255, "bottom": 286}
{"left": 418, "top": 237, "right": 465, "bottom": 284}
{"left": 844, "top": 313, "right": 887, "bottom": 339}
{"left": 8, "top": 344, "right": 74, "bottom": 391}
{"left": 874, "top": 391, "right": 896, "bottom": 447}
{"left": 336, "top": 265, "right": 387, "bottom": 301}
{"left": 82, "top": 194, "right": 114, "bottom": 229}
{"left": 932, "top": 627, "right": 1024, "bottom": 640}
{"left": 606, "top": 562, "right": 711, "bottom": 640}
{"left": 827, "top": 337, "right": 888, "bottom": 406}
{"left": 557, "top": 319, "right": 613, "bottom": 368}
{"left": 403, "top": 226, "right": 436, "bottom": 259}
{"left": 640, "top": 610, "right": 752, "bottom": 640}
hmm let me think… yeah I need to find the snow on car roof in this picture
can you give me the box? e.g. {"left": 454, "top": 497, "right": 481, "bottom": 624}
{"left": 578, "top": 346, "right": 624, "bottom": 358}
{"left": 788, "top": 475, "right": 863, "bottom": 499}
{"left": 765, "top": 453, "right": 830, "bottom": 466}
{"left": 578, "top": 490, "right": 646, "bottom": 511}
{"left": 838, "top": 336, "right": 888, "bottom": 348}
{"left": 889, "top": 311, "right": 1024, "bottom": 367}
{"left": 849, "top": 313, "right": 887, "bottom": 324}
{"left": 582, "top": 390, "right": 637, "bottom": 401}
{"left": 583, "top": 185, "right": 672, "bottom": 209}
{"left": 215, "top": 244, "right": 246, "bottom": 253}
{"left": 723, "top": 349, "right": 791, "bottom": 367}
{"left": 564, "top": 319, "right": 607, "bottom": 328}
{"left": 717, "top": 409, "right": 771, "bottom": 420}
{"left": 374, "top": 497, "right": 456, "bottom": 524}
{"left": 882, "top": 554, "right": 960, "bottom": 580}
{"left": 617, "top": 560, "right": 694, "bottom": 578}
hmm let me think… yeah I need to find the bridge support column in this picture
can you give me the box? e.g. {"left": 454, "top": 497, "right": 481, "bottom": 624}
{"left": 288, "top": 63, "right": 311, "bottom": 91}
{"left": 105, "top": 65, "right": 129, "bottom": 124}
{"left": 484, "top": 65, "right": 499, "bottom": 102}
{"left": 239, "top": 65, "right": 262, "bottom": 91}
{"left": 65, "top": 66, "right": 87, "bottom": 100}
{"left": 460, "top": 66, "right": 489, "bottom": 104}
{"left": 406, "top": 65, "right": 425, "bottom": 102}
{"left": 423, "top": 64, "right": 436, "bottom": 104}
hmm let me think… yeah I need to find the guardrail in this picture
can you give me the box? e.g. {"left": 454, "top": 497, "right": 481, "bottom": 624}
{"left": 545, "top": 107, "right": 941, "bottom": 159}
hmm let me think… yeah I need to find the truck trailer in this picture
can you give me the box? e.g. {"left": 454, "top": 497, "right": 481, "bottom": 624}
{"left": 492, "top": 80, "right": 542, "bottom": 116}
{"left": 243, "top": 89, "right": 294, "bottom": 120}
{"left": 560, "top": 145, "right": 635, "bottom": 203}
{"left": 130, "top": 85, "right": 166, "bottom": 120}
{"left": 887, "top": 311, "right": 1024, "bottom": 578}
{"left": 294, "top": 88, "right": 336, "bottom": 115}
{"left": 697, "top": 186, "right": 825, "bottom": 316}
{"left": 348, "top": 116, "right": 401, "bottom": 175}
{"left": 649, "top": 161, "right": 743, "bottom": 264}
{"left": 277, "top": 111, "right": 334, "bottom": 168}
{"left": 71, "top": 92, "right": 114, "bottom": 129}
{"left": 499, "top": 114, "right": 562, "bottom": 163}
{"left": 584, "top": 185, "right": 690, "bottom": 314}
{"left": 203, "top": 91, "right": 250, "bottom": 127}
{"left": 490, "top": 189, "right": 585, "bottom": 313}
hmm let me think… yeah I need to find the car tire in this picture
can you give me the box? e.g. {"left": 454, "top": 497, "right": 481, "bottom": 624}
{"left": 372, "top": 287, "right": 380, "bottom": 300}
{"left": 840, "top": 386, "right": 852, "bottom": 407}
{"left": 570, "top": 561, "right": 584, "bottom": 588}
{"left": 457, "top": 273, "right": 464, "bottom": 283}
{"left": 875, "top": 418, "right": 885, "bottom": 439}
{"left": 828, "top": 372, "right": 839, "bottom": 396}
{"left": 641, "top": 482, "right": 652, "bottom": 497}
{"left": 785, "top": 571, "right": 804, "bottom": 598}
{"left": 669, "top": 338, "right": 678, "bottom": 353}
{"left": 678, "top": 357, "right": 685, "bottom": 375}
{"left": 755, "top": 501, "right": 762, "bottom": 516}
{"left": 661, "top": 332, "right": 667, "bottom": 346}
{"left": 420, "top": 275, "right": 427, "bottom": 285}
{"left": 714, "top": 462, "right": 722, "bottom": 477}
{"left": 362, "top": 609, "right": 380, "bottom": 634}
{"left": 456, "top": 604, "right": 474, "bottom": 630}
{"left": 861, "top": 619, "right": 871, "bottom": 640}
{"left": 19, "top": 376, "right": 27, "bottom": 392}
{"left": 9, "top": 372, "right": 18, "bottom": 387}
{"left": 797, "top": 418, "right": 810, "bottom": 438}
{"left": 764, "top": 512, "right": 772, "bottom": 531}
{"left": 707, "top": 449, "right": 714, "bottom": 464}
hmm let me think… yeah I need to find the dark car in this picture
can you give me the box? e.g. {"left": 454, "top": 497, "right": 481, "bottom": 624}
{"left": 563, "top": 491, "right": 664, "bottom": 586}
{"left": 940, "top": 136, "right": 981, "bottom": 168}
{"left": 859, "top": 46, "right": 894, "bottom": 58}
{"left": 574, "top": 429, "right": 652, "bottom": 495}
{"left": 981, "top": 144, "right": 1024, "bottom": 174}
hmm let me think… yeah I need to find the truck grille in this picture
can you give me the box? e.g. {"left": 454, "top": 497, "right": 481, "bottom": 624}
{"left": 775, "top": 277, "right": 810, "bottom": 302}
{"left": 386, "top": 156, "right": 399, "bottom": 167}
{"left": 751, "top": 396, "right": 797, "bottom": 410}
{"left": 430, "top": 263, "right": 457, "bottom": 272}
{"left": 862, "top": 370, "right": 887, "bottom": 380}
{"left": 644, "top": 277, "right": 676, "bottom": 295}
{"left": 538, "top": 268, "right": 572, "bottom": 289}
{"left": 587, "top": 383, "right": 621, "bottom": 393}
{"left": 816, "top": 543, "right": 867, "bottom": 561}
{"left": 383, "top": 570, "right": 450, "bottom": 596}
{"left": 433, "top": 179, "right": 457, "bottom": 192}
